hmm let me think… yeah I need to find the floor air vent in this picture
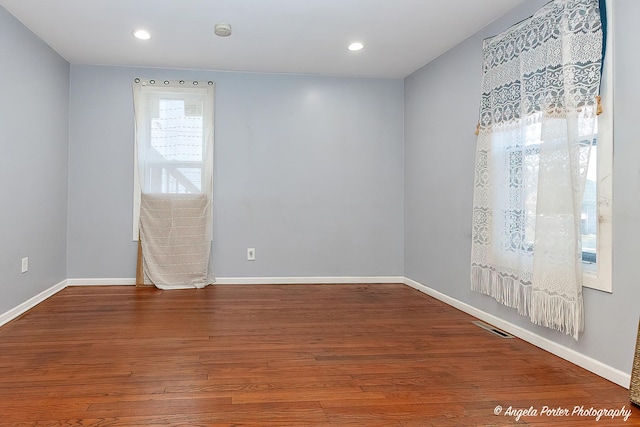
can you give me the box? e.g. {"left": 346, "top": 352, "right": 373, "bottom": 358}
{"left": 472, "top": 320, "right": 515, "bottom": 339}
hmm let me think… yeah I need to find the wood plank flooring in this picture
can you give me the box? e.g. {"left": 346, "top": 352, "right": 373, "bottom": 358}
{"left": 0, "top": 284, "right": 637, "bottom": 426}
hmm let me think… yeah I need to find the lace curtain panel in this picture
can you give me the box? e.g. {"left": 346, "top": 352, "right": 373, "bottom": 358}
{"left": 133, "top": 80, "right": 215, "bottom": 289}
{"left": 471, "top": 0, "right": 605, "bottom": 339}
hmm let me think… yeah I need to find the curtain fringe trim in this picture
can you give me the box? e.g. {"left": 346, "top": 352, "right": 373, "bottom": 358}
{"left": 530, "top": 291, "right": 584, "bottom": 341}
{"left": 471, "top": 265, "right": 531, "bottom": 317}
{"left": 471, "top": 265, "right": 583, "bottom": 340}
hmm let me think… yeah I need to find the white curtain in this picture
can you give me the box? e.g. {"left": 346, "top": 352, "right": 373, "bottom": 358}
{"left": 133, "top": 79, "right": 215, "bottom": 289}
{"left": 471, "top": 0, "right": 605, "bottom": 339}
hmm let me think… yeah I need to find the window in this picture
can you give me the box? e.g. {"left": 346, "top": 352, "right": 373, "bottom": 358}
{"left": 142, "top": 93, "right": 207, "bottom": 193}
{"left": 501, "top": 1, "right": 613, "bottom": 294}
{"left": 132, "top": 80, "right": 215, "bottom": 239}
{"left": 502, "top": 88, "right": 612, "bottom": 294}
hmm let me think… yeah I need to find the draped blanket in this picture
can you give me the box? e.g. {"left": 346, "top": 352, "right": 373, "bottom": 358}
{"left": 140, "top": 193, "right": 214, "bottom": 289}
{"left": 471, "top": 0, "right": 604, "bottom": 339}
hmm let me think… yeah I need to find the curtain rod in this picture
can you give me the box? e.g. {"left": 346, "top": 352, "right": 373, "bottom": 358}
{"left": 133, "top": 78, "right": 214, "bottom": 86}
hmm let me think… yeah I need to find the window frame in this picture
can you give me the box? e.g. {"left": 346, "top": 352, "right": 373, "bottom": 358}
{"left": 582, "top": 0, "right": 613, "bottom": 293}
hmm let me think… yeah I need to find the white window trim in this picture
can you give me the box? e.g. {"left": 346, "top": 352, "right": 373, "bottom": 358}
{"left": 583, "top": 0, "right": 613, "bottom": 293}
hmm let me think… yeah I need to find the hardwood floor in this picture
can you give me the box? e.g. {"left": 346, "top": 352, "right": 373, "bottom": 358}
{"left": 0, "top": 284, "right": 637, "bottom": 426}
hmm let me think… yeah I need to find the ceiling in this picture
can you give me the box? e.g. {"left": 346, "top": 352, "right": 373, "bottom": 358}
{"left": 0, "top": 0, "right": 526, "bottom": 79}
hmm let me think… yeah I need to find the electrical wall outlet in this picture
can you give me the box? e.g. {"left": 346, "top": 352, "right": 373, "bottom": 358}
{"left": 21, "top": 257, "right": 28, "bottom": 274}
{"left": 247, "top": 248, "right": 256, "bottom": 261}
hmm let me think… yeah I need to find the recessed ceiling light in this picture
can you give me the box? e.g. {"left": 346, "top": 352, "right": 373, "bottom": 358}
{"left": 133, "top": 29, "right": 151, "bottom": 40}
{"left": 348, "top": 42, "right": 364, "bottom": 51}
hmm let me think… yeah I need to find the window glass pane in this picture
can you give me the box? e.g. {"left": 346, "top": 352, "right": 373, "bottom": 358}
{"left": 150, "top": 98, "right": 204, "bottom": 162}
{"left": 147, "top": 96, "right": 205, "bottom": 194}
{"left": 581, "top": 145, "right": 597, "bottom": 263}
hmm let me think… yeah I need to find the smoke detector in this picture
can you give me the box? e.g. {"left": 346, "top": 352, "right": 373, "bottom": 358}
{"left": 214, "top": 23, "right": 232, "bottom": 37}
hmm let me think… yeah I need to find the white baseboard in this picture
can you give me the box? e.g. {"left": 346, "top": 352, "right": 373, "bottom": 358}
{"left": 403, "top": 277, "right": 631, "bottom": 389}
{"left": 66, "top": 278, "right": 136, "bottom": 286}
{"left": 214, "top": 276, "right": 404, "bottom": 285}
{"left": 0, "top": 279, "right": 67, "bottom": 328}
{"left": 1, "top": 275, "right": 630, "bottom": 389}
{"left": 65, "top": 277, "right": 403, "bottom": 286}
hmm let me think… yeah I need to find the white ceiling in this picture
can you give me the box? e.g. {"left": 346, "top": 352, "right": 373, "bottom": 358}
{"left": 0, "top": 0, "right": 526, "bottom": 79}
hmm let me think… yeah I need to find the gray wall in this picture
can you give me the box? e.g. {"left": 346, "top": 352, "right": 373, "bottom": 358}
{"left": 67, "top": 66, "right": 404, "bottom": 278}
{"left": 404, "top": 0, "right": 640, "bottom": 374}
{"left": 0, "top": 6, "right": 70, "bottom": 313}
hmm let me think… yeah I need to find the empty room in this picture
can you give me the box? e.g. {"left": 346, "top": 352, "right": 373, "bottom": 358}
{"left": 1, "top": 0, "right": 639, "bottom": 425}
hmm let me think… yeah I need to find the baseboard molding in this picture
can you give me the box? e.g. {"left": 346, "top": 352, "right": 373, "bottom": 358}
{"left": 0, "top": 279, "right": 67, "bottom": 328}
{"left": 66, "top": 277, "right": 404, "bottom": 286}
{"left": 214, "top": 276, "right": 404, "bottom": 285}
{"left": 403, "top": 277, "right": 631, "bottom": 389}
{"left": 2, "top": 275, "right": 629, "bottom": 389}
{"left": 66, "top": 278, "right": 136, "bottom": 286}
